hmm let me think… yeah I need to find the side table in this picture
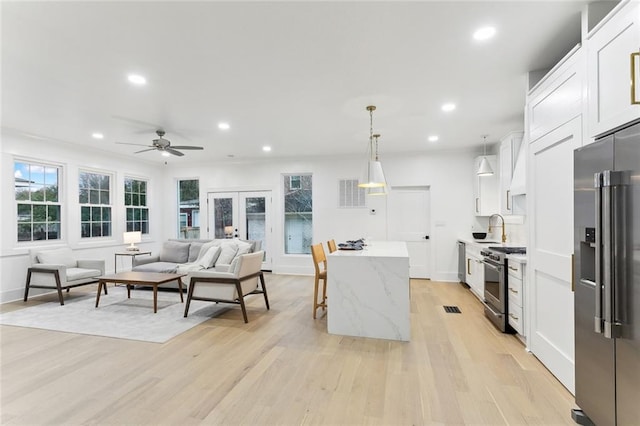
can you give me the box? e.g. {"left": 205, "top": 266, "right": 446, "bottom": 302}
{"left": 114, "top": 251, "right": 152, "bottom": 273}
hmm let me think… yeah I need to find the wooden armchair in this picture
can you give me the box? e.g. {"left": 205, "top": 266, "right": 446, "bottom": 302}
{"left": 183, "top": 251, "right": 269, "bottom": 323}
{"left": 25, "top": 247, "right": 106, "bottom": 305}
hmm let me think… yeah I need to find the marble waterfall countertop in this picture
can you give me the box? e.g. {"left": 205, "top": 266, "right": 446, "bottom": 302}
{"left": 327, "top": 240, "right": 410, "bottom": 341}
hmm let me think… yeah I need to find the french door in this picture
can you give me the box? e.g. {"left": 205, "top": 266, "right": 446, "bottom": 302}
{"left": 207, "top": 191, "right": 272, "bottom": 270}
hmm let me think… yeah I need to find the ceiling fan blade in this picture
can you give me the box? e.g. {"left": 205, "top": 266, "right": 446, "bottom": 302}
{"left": 134, "top": 148, "right": 158, "bottom": 154}
{"left": 165, "top": 147, "right": 185, "bottom": 157}
{"left": 116, "top": 142, "right": 153, "bottom": 147}
{"left": 170, "top": 145, "right": 204, "bottom": 150}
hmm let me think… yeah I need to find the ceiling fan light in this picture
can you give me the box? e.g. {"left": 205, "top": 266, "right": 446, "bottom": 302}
{"left": 477, "top": 156, "right": 494, "bottom": 176}
{"left": 161, "top": 151, "right": 171, "bottom": 157}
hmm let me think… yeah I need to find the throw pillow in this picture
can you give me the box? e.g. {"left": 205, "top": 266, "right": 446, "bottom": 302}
{"left": 197, "top": 246, "right": 221, "bottom": 268}
{"left": 159, "top": 241, "right": 191, "bottom": 263}
{"left": 216, "top": 242, "right": 239, "bottom": 265}
{"left": 37, "top": 247, "right": 77, "bottom": 267}
{"left": 195, "top": 240, "right": 222, "bottom": 263}
{"left": 229, "top": 256, "right": 241, "bottom": 275}
{"left": 188, "top": 242, "right": 204, "bottom": 263}
{"left": 236, "top": 240, "right": 253, "bottom": 257}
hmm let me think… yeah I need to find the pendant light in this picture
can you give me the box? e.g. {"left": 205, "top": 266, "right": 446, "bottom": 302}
{"left": 358, "top": 105, "right": 388, "bottom": 193}
{"left": 477, "top": 135, "right": 494, "bottom": 176}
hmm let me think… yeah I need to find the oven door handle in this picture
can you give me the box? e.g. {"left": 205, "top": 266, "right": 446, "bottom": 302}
{"left": 482, "top": 259, "right": 502, "bottom": 272}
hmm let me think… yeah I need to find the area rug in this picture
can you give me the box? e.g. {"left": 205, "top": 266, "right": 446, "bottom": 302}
{"left": 0, "top": 286, "right": 227, "bottom": 343}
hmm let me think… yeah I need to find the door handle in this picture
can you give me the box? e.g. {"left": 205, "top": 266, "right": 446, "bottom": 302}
{"left": 506, "top": 190, "right": 511, "bottom": 211}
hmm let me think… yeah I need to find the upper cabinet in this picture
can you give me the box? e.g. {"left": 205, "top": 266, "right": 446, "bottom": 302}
{"left": 473, "top": 155, "right": 498, "bottom": 216}
{"left": 587, "top": 0, "right": 640, "bottom": 138}
{"left": 499, "top": 132, "right": 524, "bottom": 215}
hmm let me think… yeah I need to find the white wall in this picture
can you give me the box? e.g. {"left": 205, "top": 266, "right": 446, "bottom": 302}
{"left": 164, "top": 150, "right": 477, "bottom": 280}
{"left": 1, "top": 135, "right": 165, "bottom": 302}
{"left": 1, "top": 134, "right": 477, "bottom": 302}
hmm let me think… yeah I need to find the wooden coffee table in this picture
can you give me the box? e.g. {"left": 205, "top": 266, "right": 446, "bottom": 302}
{"left": 95, "top": 271, "right": 186, "bottom": 313}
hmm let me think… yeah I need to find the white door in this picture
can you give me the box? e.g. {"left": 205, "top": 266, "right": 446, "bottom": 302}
{"left": 207, "top": 191, "right": 273, "bottom": 270}
{"left": 387, "top": 186, "right": 430, "bottom": 279}
{"left": 528, "top": 117, "right": 581, "bottom": 394}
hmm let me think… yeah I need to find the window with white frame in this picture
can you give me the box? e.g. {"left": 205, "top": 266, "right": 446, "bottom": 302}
{"left": 15, "top": 161, "right": 61, "bottom": 242}
{"left": 79, "top": 171, "right": 112, "bottom": 238}
{"left": 178, "top": 179, "right": 200, "bottom": 239}
{"left": 124, "top": 178, "right": 149, "bottom": 234}
{"left": 283, "top": 174, "right": 312, "bottom": 254}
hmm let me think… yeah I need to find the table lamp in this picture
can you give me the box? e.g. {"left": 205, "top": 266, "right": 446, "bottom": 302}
{"left": 123, "top": 231, "right": 142, "bottom": 251}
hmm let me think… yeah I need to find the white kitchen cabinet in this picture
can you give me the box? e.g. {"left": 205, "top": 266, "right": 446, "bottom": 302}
{"left": 527, "top": 116, "right": 581, "bottom": 393}
{"left": 499, "top": 132, "right": 524, "bottom": 215}
{"left": 587, "top": 0, "right": 640, "bottom": 138}
{"left": 507, "top": 257, "right": 525, "bottom": 337}
{"left": 473, "top": 155, "right": 498, "bottom": 216}
{"left": 465, "top": 244, "right": 484, "bottom": 301}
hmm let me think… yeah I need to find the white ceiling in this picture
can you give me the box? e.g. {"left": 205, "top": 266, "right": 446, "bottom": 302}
{"left": 2, "top": 1, "right": 591, "bottom": 164}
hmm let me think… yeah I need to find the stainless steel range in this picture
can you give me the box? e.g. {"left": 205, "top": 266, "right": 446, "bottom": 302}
{"left": 481, "top": 246, "right": 526, "bottom": 332}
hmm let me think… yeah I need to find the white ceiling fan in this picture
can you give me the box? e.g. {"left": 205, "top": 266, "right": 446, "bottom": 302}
{"left": 116, "top": 129, "right": 203, "bottom": 157}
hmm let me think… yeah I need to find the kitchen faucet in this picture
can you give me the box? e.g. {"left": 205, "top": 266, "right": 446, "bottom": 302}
{"left": 488, "top": 214, "right": 507, "bottom": 243}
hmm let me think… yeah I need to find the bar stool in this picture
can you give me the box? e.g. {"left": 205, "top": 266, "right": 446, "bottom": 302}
{"left": 310, "top": 243, "right": 328, "bottom": 319}
{"left": 327, "top": 239, "right": 337, "bottom": 253}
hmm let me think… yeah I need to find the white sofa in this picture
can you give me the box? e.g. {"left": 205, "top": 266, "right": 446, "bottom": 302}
{"left": 25, "top": 247, "right": 106, "bottom": 305}
{"left": 132, "top": 238, "right": 261, "bottom": 276}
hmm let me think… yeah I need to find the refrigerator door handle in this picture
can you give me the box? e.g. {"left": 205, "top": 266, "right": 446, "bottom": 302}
{"left": 594, "top": 172, "right": 603, "bottom": 333}
{"left": 601, "top": 170, "right": 627, "bottom": 339}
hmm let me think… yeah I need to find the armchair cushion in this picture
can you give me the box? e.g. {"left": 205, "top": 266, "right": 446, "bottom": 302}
{"left": 66, "top": 267, "right": 103, "bottom": 281}
{"left": 36, "top": 247, "right": 76, "bottom": 267}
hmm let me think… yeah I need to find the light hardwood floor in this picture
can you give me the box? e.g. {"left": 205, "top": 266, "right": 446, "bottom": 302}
{"left": 1, "top": 275, "right": 576, "bottom": 425}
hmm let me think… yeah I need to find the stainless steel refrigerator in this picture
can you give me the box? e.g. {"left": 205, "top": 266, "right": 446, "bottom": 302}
{"left": 573, "top": 119, "right": 640, "bottom": 426}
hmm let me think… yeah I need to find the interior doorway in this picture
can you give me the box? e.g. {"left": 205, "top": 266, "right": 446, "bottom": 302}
{"left": 387, "top": 186, "right": 431, "bottom": 279}
{"left": 207, "top": 191, "right": 273, "bottom": 270}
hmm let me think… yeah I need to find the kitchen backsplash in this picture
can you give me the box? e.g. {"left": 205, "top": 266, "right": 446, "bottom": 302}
{"left": 473, "top": 216, "right": 528, "bottom": 245}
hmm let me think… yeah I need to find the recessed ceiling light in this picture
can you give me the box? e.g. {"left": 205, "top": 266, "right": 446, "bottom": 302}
{"left": 428, "top": 135, "right": 439, "bottom": 142}
{"left": 441, "top": 103, "right": 456, "bottom": 112}
{"left": 127, "top": 74, "right": 147, "bottom": 85}
{"left": 161, "top": 151, "right": 171, "bottom": 157}
{"left": 92, "top": 133, "right": 104, "bottom": 139}
{"left": 473, "top": 26, "right": 496, "bottom": 41}
{"left": 218, "top": 122, "right": 230, "bottom": 130}
{"left": 262, "top": 146, "right": 272, "bottom": 152}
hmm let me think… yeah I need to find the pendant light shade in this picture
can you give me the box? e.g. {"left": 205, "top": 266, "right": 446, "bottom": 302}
{"left": 477, "top": 156, "right": 494, "bottom": 176}
{"left": 360, "top": 160, "right": 387, "bottom": 188}
{"left": 477, "top": 135, "right": 494, "bottom": 176}
{"left": 358, "top": 106, "right": 388, "bottom": 193}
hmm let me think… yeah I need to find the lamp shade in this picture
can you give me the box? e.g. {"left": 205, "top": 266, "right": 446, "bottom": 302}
{"left": 358, "top": 160, "right": 387, "bottom": 188}
{"left": 224, "top": 226, "right": 234, "bottom": 237}
{"left": 367, "top": 185, "right": 388, "bottom": 196}
{"left": 477, "top": 156, "right": 494, "bottom": 176}
{"left": 123, "top": 231, "right": 141, "bottom": 250}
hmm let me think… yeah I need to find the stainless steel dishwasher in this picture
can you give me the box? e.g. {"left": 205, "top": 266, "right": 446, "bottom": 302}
{"left": 457, "top": 241, "right": 465, "bottom": 283}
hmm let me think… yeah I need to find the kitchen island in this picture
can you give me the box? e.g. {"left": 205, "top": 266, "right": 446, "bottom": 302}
{"left": 327, "top": 241, "right": 410, "bottom": 341}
